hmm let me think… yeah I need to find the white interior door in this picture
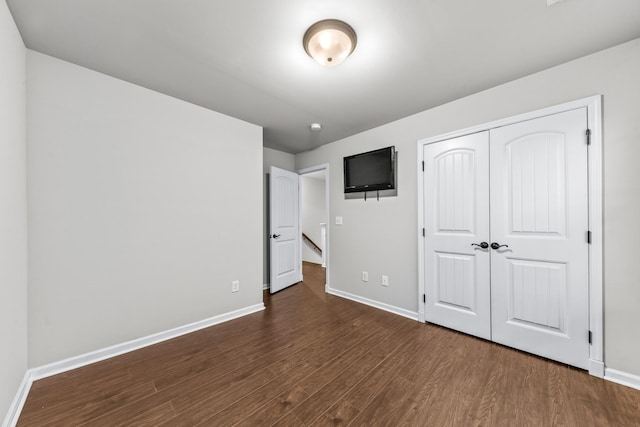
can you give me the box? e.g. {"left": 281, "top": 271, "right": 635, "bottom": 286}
{"left": 423, "top": 132, "right": 492, "bottom": 340}
{"left": 269, "top": 166, "right": 301, "bottom": 293}
{"left": 490, "top": 108, "right": 590, "bottom": 369}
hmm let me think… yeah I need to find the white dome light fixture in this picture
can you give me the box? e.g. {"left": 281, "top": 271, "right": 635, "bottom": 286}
{"left": 303, "top": 19, "right": 357, "bottom": 67}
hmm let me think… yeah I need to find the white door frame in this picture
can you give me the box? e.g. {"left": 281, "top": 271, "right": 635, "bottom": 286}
{"left": 298, "top": 164, "right": 330, "bottom": 291}
{"left": 417, "top": 96, "right": 603, "bottom": 377}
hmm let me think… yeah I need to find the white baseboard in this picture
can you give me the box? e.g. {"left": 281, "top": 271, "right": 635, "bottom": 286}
{"left": 263, "top": 283, "right": 269, "bottom": 290}
{"left": 2, "top": 372, "right": 32, "bottom": 427}
{"left": 326, "top": 286, "right": 419, "bottom": 321}
{"left": 30, "top": 303, "right": 265, "bottom": 381}
{"left": 2, "top": 303, "right": 265, "bottom": 427}
{"left": 605, "top": 368, "right": 640, "bottom": 391}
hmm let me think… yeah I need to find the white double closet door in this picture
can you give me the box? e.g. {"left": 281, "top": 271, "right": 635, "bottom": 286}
{"left": 423, "top": 108, "right": 590, "bottom": 369}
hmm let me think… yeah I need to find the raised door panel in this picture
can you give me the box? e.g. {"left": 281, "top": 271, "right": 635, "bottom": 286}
{"left": 275, "top": 177, "right": 295, "bottom": 228}
{"left": 435, "top": 253, "right": 477, "bottom": 314}
{"left": 507, "top": 259, "right": 567, "bottom": 334}
{"left": 436, "top": 150, "right": 476, "bottom": 233}
{"left": 507, "top": 133, "right": 566, "bottom": 236}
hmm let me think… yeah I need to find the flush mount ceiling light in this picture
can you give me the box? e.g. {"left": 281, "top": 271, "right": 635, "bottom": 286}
{"left": 303, "top": 19, "right": 357, "bottom": 66}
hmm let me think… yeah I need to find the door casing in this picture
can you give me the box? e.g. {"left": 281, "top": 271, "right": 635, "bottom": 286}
{"left": 417, "top": 96, "right": 603, "bottom": 377}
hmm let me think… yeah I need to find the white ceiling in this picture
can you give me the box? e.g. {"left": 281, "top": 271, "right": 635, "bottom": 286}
{"left": 7, "top": 0, "right": 640, "bottom": 154}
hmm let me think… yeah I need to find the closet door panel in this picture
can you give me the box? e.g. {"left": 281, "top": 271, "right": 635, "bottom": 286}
{"left": 489, "top": 108, "right": 590, "bottom": 369}
{"left": 423, "top": 132, "right": 491, "bottom": 339}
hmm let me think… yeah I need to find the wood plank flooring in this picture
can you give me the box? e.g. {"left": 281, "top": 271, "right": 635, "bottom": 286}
{"left": 17, "top": 262, "right": 640, "bottom": 426}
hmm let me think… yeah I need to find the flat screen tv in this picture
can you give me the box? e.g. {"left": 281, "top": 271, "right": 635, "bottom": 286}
{"left": 344, "top": 146, "right": 395, "bottom": 193}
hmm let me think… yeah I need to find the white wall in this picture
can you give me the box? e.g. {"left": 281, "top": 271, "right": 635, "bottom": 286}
{"left": 27, "top": 51, "right": 263, "bottom": 367}
{"left": 296, "top": 38, "right": 640, "bottom": 377}
{"left": 301, "top": 173, "right": 326, "bottom": 264}
{"left": 0, "top": 2, "right": 28, "bottom": 422}
{"left": 263, "top": 147, "right": 295, "bottom": 287}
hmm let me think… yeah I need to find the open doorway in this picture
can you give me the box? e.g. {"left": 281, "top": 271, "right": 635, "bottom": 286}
{"left": 299, "top": 165, "right": 329, "bottom": 290}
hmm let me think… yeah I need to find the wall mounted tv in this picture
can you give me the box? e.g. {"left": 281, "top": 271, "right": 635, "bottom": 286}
{"left": 343, "top": 146, "right": 395, "bottom": 193}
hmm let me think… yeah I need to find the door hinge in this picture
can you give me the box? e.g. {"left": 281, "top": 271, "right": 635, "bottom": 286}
{"left": 588, "top": 330, "right": 592, "bottom": 344}
{"left": 587, "top": 230, "right": 592, "bottom": 244}
{"left": 422, "top": 161, "right": 425, "bottom": 171}
{"left": 423, "top": 294, "right": 426, "bottom": 303}
{"left": 422, "top": 228, "right": 425, "bottom": 237}
{"left": 586, "top": 129, "right": 591, "bottom": 145}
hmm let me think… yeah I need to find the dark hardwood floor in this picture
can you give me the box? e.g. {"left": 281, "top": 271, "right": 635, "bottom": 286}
{"left": 18, "top": 262, "right": 640, "bottom": 426}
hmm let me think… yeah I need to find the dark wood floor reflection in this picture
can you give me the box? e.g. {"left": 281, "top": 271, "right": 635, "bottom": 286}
{"left": 18, "top": 262, "right": 640, "bottom": 426}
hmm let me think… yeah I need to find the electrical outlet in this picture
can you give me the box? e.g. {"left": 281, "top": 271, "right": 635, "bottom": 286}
{"left": 382, "top": 275, "right": 389, "bottom": 287}
{"left": 362, "top": 271, "right": 368, "bottom": 282}
{"left": 336, "top": 216, "right": 343, "bottom": 225}
{"left": 232, "top": 280, "right": 240, "bottom": 293}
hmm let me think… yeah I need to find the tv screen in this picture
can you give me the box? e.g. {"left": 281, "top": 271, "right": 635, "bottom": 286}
{"left": 344, "top": 146, "right": 395, "bottom": 193}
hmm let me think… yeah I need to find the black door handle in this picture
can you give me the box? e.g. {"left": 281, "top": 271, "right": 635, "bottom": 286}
{"left": 490, "top": 242, "right": 509, "bottom": 250}
{"left": 271, "top": 234, "right": 281, "bottom": 239}
{"left": 471, "top": 242, "right": 489, "bottom": 249}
